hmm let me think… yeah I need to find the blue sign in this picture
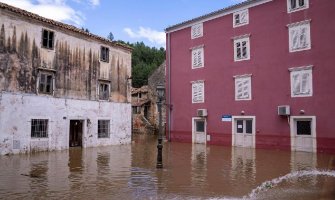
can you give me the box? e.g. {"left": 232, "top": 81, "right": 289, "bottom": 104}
{"left": 222, "top": 115, "right": 232, "bottom": 122}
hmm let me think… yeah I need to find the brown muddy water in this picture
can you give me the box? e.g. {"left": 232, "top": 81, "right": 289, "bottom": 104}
{"left": 0, "top": 134, "right": 334, "bottom": 200}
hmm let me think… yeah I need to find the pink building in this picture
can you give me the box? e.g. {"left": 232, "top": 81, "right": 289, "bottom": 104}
{"left": 165, "top": 0, "right": 335, "bottom": 153}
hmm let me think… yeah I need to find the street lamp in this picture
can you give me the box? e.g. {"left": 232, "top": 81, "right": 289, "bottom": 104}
{"left": 156, "top": 84, "right": 165, "bottom": 168}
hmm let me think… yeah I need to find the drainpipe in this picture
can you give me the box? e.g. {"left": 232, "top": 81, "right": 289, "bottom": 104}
{"left": 167, "top": 32, "right": 171, "bottom": 142}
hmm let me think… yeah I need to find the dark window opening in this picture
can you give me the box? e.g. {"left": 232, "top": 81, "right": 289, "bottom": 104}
{"left": 98, "top": 120, "right": 110, "bottom": 138}
{"left": 237, "top": 120, "right": 243, "bottom": 133}
{"left": 297, "top": 120, "right": 311, "bottom": 135}
{"left": 42, "top": 29, "right": 54, "bottom": 49}
{"left": 99, "top": 83, "right": 110, "bottom": 100}
{"left": 39, "top": 73, "right": 53, "bottom": 94}
{"left": 31, "top": 119, "right": 48, "bottom": 138}
{"left": 246, "top": 120, "right": 253, "bottom": 134}
{"left": 100, "top": 46, "right": 109, "bottom": 62}
{"left": 235, "top": 14, "right": 240, "bottom": 24}
{"left": 196, "top": 121, "right": 205, "bottom": 132}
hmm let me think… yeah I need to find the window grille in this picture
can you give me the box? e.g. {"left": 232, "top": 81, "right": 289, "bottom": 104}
{"left": 98, "top": 120, "right": 110, "bottom": 138}
{"left": 31, "top": 119, "right": 48, "bottom": 138}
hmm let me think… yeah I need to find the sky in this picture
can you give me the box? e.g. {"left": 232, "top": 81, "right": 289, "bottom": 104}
{"left": 0, "top": 0, "right": 245, "bottom": 48}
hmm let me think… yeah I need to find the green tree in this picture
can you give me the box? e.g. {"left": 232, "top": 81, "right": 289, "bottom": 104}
{"left": 107, "top": 32, "right": 114, "bottom": 41}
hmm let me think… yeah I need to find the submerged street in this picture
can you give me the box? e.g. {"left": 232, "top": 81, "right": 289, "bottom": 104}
{"left": 0, "top": 134, "right": 334, "bottom": 200}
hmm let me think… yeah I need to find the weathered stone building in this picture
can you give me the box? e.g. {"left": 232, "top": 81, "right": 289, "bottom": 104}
{"left": 0, "top": 2, "right": 132, "bottom": 155}
{"left": 131, "top": 61, "right": 166, "bottom": 135}
{"left": 148, "top": 61, "right": 166, "bottom": 134}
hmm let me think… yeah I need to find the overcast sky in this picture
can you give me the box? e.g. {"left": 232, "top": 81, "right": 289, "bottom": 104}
{"left": 0, "top": 0, "right": 244, "bottom": 48}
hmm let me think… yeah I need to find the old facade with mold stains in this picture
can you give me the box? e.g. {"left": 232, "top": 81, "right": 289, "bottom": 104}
{"left": 0, "top": 2, "right": 132, "bottom": 155}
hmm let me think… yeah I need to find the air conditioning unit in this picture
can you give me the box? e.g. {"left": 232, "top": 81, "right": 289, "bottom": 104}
{"left": 197, "top": 109, "right": 208, "bottom": 117}
{"left": 278, "top": 105, "right": 290, "bottom": 116}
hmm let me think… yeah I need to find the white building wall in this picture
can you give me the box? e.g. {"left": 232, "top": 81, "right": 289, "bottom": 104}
{"left": 0, "top": 92, "right": 131, "bottom": 155}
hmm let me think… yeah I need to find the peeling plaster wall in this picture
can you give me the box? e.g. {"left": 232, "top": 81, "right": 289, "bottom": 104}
{"left": 0, "top": 9, "right": 132, "bottom": 102}
{"left": 0, "top": 92, "right": 131, "bottom": 155}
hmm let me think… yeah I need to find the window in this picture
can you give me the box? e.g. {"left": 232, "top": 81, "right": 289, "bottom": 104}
{"left": 99, "top": 82, "right": 110, "bottom": 100}
{"left": 234, "top": 36, "right": 250, "bottom": 61}
{"left": 192, "top": 47, "right": 204, "bottom": 69}
{"left": 192, "top": 81, "right": 204, "bottom": 103}
{"left": 233, "top": 9, "right": 249, "bottom": 27}
{"left": 236, "top": 119, "right": 253, "bottom": 134}
{"left": 297, "top": 120, "right": 311, "bottom": 135}
{"left": 42, "top": 29, "right": 54, "bottom": 49}
{"left": 191, "top": 23, "right": 203, "bottom": 39}
{"left": 287, "top": 0, "right": 309, "bottom": 13}
{"left": 195, "top": 120, "right": 205, "bottom": 133}
{"left": 290, "top": 67, "right": 313, "bottom": 97}
{"left": 288, "top": 20, "right": 311, "bottom": 52}
{"left": 100, "top": 46, "right": 109, "bottom": 62}
{"left": 234, "top": 75, "right": 252, "bottom": 101}
{"left": 31, "top": 119, "right": 48, "bottom": 138}
{"left": 38, "top": 72, "right": 54, "bottom": 95}
{"left": 98, "top": 120, "right": 110, "bottom": 138}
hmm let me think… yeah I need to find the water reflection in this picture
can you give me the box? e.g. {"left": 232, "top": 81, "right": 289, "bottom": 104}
{"left": 0, "top": 134, "right": 334, "bottom": 200}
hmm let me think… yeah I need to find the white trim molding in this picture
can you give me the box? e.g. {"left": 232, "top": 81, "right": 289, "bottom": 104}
{"left": 232, "top": 116, "right": 256, "bottom": 148}
{"left": 290, "top": 116, "right": 316, "bottom": 152}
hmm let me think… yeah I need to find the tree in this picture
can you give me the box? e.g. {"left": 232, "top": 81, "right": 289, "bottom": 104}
{"left": 107, "top": 32, "right": 114, "bottom": 41}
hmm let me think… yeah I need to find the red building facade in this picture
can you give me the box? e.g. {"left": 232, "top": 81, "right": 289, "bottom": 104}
{"left": 165, "top": 0, "right": 335, "bottom": 153}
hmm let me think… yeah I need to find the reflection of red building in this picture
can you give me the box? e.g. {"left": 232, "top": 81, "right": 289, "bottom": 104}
{"left": 165, "top": 0, "right": 335, "bottom": 153}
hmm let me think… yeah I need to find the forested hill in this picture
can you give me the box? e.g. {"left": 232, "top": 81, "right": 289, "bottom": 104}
{"left": 116, "top": 41, "right": 165, "bottom": 88}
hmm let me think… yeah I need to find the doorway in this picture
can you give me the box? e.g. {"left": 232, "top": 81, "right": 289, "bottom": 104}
{"left": 290, "top": 116, "right": 316, "bottom": 152}
{"left": 192, "top": 117, "right": 206, "bottom": 144}
{"left": 69, "top": 120, "right": 83, "bottom": 147}
{"left": 232, "top": 116, "right": 255, "bottom": 148}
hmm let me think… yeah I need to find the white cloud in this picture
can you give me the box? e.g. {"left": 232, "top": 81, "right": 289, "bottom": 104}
{"left": 124, "top": 27, "right": 166, "bottom": 47}
{"left": 89, "top": 0, "right": 99, "bottom": 6}
{"left": 0, "top": 0, "right": 85, "bottom": 26}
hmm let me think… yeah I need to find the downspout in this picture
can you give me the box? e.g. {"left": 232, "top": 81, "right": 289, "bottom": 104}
{"left": 167, "top": 32, "right": 171, "bottom": 142}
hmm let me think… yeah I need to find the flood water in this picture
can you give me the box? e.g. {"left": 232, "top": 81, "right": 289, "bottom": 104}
{"left": 0, "top": 134, "right": 334, "bottom": 200}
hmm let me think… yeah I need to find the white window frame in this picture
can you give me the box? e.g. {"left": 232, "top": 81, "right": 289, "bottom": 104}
{"left": 191, "top": 46, "right": 204, "bottom": 69}
{"left": 233, "top": 35, "right": 250, "bottom": 61}
{"left": 233, "top": 9, "right": 249, "bottom": 28}
{"left": 234, "top": 74, "right": 252, "bottom": 101}
{"left": 98, "top": 119, "right": 110, "bottom": 138}
{"left": 287, "top": 0, "right": 309, "bottom": 13}
{"left": 289, "top": 66, "right": 313, "bottom": 97}
{"left": 191, "top": 80, "right": 205, "bottom": 104}
{"left": 191, "top": 23, "right": 203, "bottom": 39}
{"left": 288, "top": 20, "right": 311, "bottom": 52}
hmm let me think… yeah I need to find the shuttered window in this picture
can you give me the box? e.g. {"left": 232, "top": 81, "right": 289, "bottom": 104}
{"left": 288, "top": 21, "right": 311, "bottom": 52}
{"left": 38, "top": 72, "right": 54, "bottom": 95}
{"left": 234, "top": 37, "right": 250, "bottom": 61}
{"left": 192, "top": 81, "right": 204, "bottom": 103}
{"left": 287, "top": 0, "right": 308, "bottom": 12}
{"left": 191, "top": 23, "right": 203, "bottom": 39}
{"left": 290, "top": 69, "right": 312, "bottom": 97}
{"left": 235, "top": 76, "right": 251, "bottom": 101}
{"left": 233, "top": 9, "right": 249, "bottom": 27}
{"left": 192, "top": 47, "right": 204, "bottom": 69}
